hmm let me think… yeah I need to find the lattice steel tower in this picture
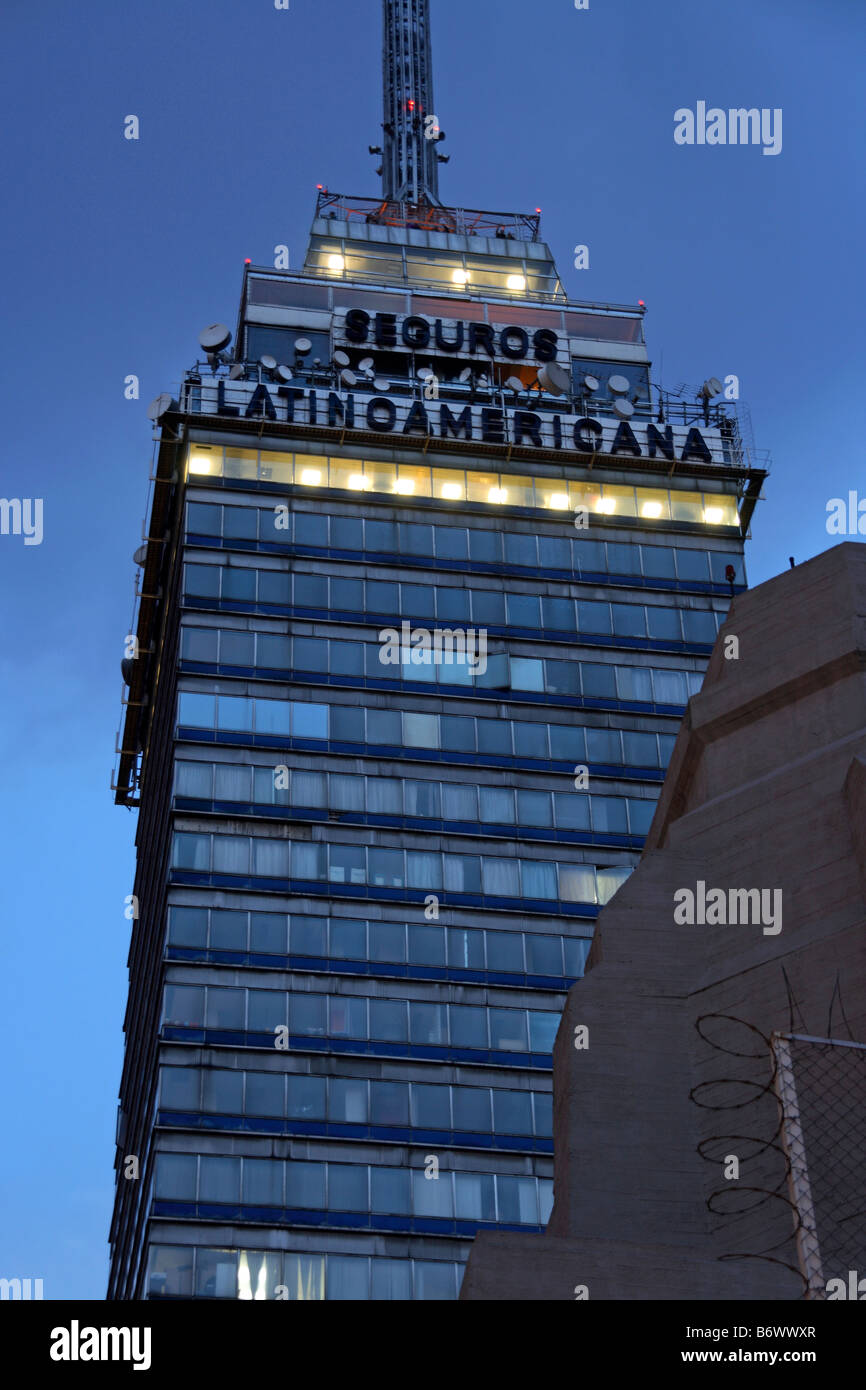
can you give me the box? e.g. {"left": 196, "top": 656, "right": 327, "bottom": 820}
{"left": 381, "top": 0, "right": 441, "bottom": 205}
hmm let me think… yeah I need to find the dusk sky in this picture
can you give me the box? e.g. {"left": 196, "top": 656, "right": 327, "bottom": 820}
{"left": 1, "top": 0, "right": 863, "bottom": 1298}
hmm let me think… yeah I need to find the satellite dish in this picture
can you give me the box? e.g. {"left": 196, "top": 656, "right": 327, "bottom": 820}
{"left": 340, "top": 369, "right": 357, "bottom": 387}
{"left": 614, "top": 397, "right": 635, "bottom": 418}
{"left": 359, "top": 357, "right": 375, "bottom": 373}
{"left": 259, "top": 355, "right": 277, "bottom": 371}
{"left": 702, "top": 377, "right": 723, "bottom": 398}
{"left": 333, "top": 350, "right": 351, "bottom": 367}
{"left": 458, "top": 367, "right": 473, "bottom": 383}
{"left": 121, "top": 657, "right": 136, "bottom": 685}
{"left": 505, "top": 376, "right": 524, "bottom": 393}
{"left": 417, "top": 366, "right": 434, "bottom": 379}
{"left": 294, "top": 337, "right": 312, "bottom": 355}
{"left": 609, "top": 375, "right": 630, "bottom": 395}
{"left": 199, "top": 323, "right": 232, "bottom": 353}
{"left": 583, "top": 375, "right": 600, "bottom": 393}
{"left": 147, "top": 393, "right": 177, "bottom": 421}
{"left": 373, "top": 377, "right": 391, "bottom": 391}
{"left": 228, "top": 364, "right": 246, "bottom": 380}
{"left": 133, "top": 544, "right": 148, "bottom": 567}
{"left": 537, "top": 362, "right": 570, "bottom": 397}
{"left": 275, "top": 364, "right": 294, "bottom": 383}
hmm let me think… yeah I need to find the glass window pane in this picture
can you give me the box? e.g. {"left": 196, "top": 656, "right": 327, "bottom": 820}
{"left": 413, "top": 1168, "right": 453, "bottom": 1217}
{"left": 286, "top": 1075, "right": 326, "bottom": 1120}
{"left": 581, "top": 664, "right": 616, "bottom": 698}
{"left": 371, "top": 1167, "right": 411, "bottom": 1215}
{"left": 148, "top": 1245, "right": 194, "bottom": 1298}
{"left": 413, "top": 1261, "right": 456, "bottom": 1301}
{"left": 164, "top": 984, "right": 204, "bottom": 1026}
{"left": 205, "top": 988, "right": 245, "bottom": 1029}
{"left": 553, "top": 792, "right": 591, "bottom": 830}
{"left": 641, "top": 545, "right": 676, "bottom": 578}
{"left": 652, "top": 669, "right": 687, "bottom": 705}
{"left": 513, "top": 721, "right": 548, "bottom": 757}
{"left": 646, "top": 606, "right": 682, "bottom": 640}
{"left": 199, "top": 1156, "right": 240, "bottom": 1203}
{"left": 479, "top": 788, "right": 515, "bottom": 825}
{"left": 286, "top": 1161, "right": 325, "bottom": 1209}
{"left": 173, "top": 832, "right": 210, "bottom": 871}
{"left": 404, "top": 713, "right": 440, "bottom": 749}
{"left": 485, "top": 933, "right": 524, "bottom": 972}
{"left": 370, "top": 1259, "right": 412, "bottom": 1300}
{"left": 447, "top": 927, "right": 484, "bottom": 969}
{"left": 195, "top": 1249, "right": 238, "bottom": 1299}
{"left": 529, "top": 1010, "right": 561, "bottom": 1054}
{"left": 329, "top": 1165, "right": 369, "bottom": 1213}
{"left": 455, "top": 1172, "right": 496, "bottom": 1222}
{"left": 521, "top": 861, "right": 559, "bottom": 899}
{"left": 245, "top": 1072, "right": 284, "bottom": 1117}
{"left": 497, "top": 1174, "right": 539, "bottom": 1225}
{"left": 290, "top": 994, "right": 326, "bottom": 1036}
{"left": 242, "top": 1158, "right": 282, "bottom": 1208}
{"left": 328, "top": 996, "right": 367, "bottom": 1039}
{"left": 408, "top": 924, "right": 446, "bottom": 965}
{"left": 160, "top": 1066, "right": 200, "bottom": 1110}
{"left": 369, "top": 922, "right": 406, "bottom": 963}
{"left": 450, "top": 1004, "right": 487, "bottom": 1048}
{"left": 410, "top": 1002, "right": 447, "bottom": 1045}
{"left": 477, "top": 719, "right": 511, "bottom": 755}
{"left": 517, "top": 790, "right": 553, "bottom": 827}
{"left": 368, "top": 848, "right": 404, "bottom": 888}
{"left": 178, "top": 691, "right": 216, "bottom": 728}
{"left": 370, "top": 998, "right": 408, "bottom": 1042}
{"left": 482, "top": 857, "right": 520, "bottom": 896}
{"left": 368, "top": 709, "right": 402, "bottom": 745}
{"left": 156, "top": 1153, "right": 197, "bottom": 1199}
{"left": 525, "top": 934, "right": 563, "bottom": 975}
{"left": 453, "top": 1087, "right": 492, "bottom": 1132}
{"left": 489, "top": 1008, "right": 528, "bottom": 1051}
{"left": 493, "top": 1090, "right": 533, "bottom": 1135}
{"left": 370, "top": 1081, "right": 409, "bottom": 1126}
{"left": 442, "top": 783, "right": 477, "bottom": 821}
{"left": 329, "top": 918, "right": 366, "bottom": 960}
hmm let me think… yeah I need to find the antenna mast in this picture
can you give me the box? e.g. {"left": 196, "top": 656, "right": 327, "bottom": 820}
{"left": 381, "top": 0, "right": 442, "bottom": 206}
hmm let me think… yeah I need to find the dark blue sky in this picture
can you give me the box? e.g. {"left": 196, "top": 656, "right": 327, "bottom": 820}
{"left": 1, "top": 0, "right": 863, "bottom": 1299}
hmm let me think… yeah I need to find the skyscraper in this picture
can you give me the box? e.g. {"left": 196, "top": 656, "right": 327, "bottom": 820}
{"left": 108, "top": 0, "right": 765, "bottom": 1300}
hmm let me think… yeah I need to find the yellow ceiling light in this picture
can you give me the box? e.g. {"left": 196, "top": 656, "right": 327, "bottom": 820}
{"left": 188, "top": 455, "right": 212, "bottom": 475}
{"left": 441, "top": 482, "right": 463, "bottom": 500}
{"left": 548, "top": 493, "right": 570, "bottom": 510}
{"left": 596, "top": 497, "right": 617, "bottom": 514}
{"left": 452, "top": 269, "right": 470, "bottom": 285}
{"left": 348, "top": 474, "right": 370, "bottom": 491}
{"left": 394, "top": 478, "right": 415, "bottom": 495}
{"left": 300, "top": 468, "right": 322, "bottom": 486}
{"left": 641, "top": 501, "right": 663, "bottom": 519}
{"left": 703, "top": 506, "right": 724, "bottom": 524}
{"left": 327, "top": 253, "right": 345, "bottom": 271}
{"left": 506, "top": 274, "right": 526, "bottom": 291}
{"left": 488, "top": 487, "right": 508, "bottom": 504}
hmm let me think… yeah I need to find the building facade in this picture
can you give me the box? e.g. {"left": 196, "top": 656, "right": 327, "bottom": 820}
{"left": 107, "top": 1, "right": 765, "bottom": 1301}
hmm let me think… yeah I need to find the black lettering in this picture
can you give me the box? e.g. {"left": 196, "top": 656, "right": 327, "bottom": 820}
{"left": 277, "top": 386, "right": 304, "bottom": 422}
{"left": 499, "top": 326, "right": 530, "bottom": 360}
{"left": 217, "top": 379, "right": 240, "bottom": 417}
{"left": 611, "top": 421, "right": 641, "bottom": 457}
{"left": 533, "top": 328, "right": 558, "bottom": 363}
{"left": 646, "top": 423, "right": 675, "bottom": 460}
{"left": 245, "top": 383, "right": 277, "bottom": 420}
{"left": 328, "top": 391, "right": 354, "bottom": 427}
{"left": 344, "top": 308, "right": 370, "bottom": 343}
{"left": 574, "top": 417, "right": 602, "bottom": 451}
{"left": 440, "top": 404, "right": 473, "bottom": 440}
{"left": 374, "top": 313, "right": 398, "bottom": 348}
{"left": 481, "top": 407, "right": 505, "bottom": 443}
{"left": 513, "top": 410, "right": 543, "bottom": 446}
{"left": 403, "top": 400, "right": 431, "bottom": 434}
{"left": 434, "top": 319, "right": 465, "bottom": 352}
{"left": 402, "top": 316, "right": 431, "bottom": 349}
{"left": 552, "top": 415, "right": 563, "bottom": 449}
{"left": 681, "top": 427, "right": 713, "bottom": 463}
{"left": 367, "top": 397, "right": 397, "bottom": 431}
{"left": 308, "top": 389, "right": 317, "bottom": 424}
{"left": 469, "top": 323, "right": 496, "bottom": 357}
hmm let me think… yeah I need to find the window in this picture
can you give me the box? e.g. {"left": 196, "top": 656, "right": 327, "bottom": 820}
{"left": 160, "top": 1066, "right": 200, "bottom": 1110}
{"left": 156, "top": 1154, "right": 197, "bottom": 1200}
{"left": 164, "top": 984, "right": 204, "bottom": 1027}
{"left": 646, "top": 606, "right": 682, "bottom": 641}
{"left": 178, "top": 692, "right": 215, "bottom": 728}
{"left": 243, "top": 1159, "right": 282, "bottom": 1208}
{"left": 200, "top": 1156, "right": 240, "bottom": 1204}
{"left": 245, "top": 1072, "right": 284, "bottom": 1117}
{"left": 286, "top": 1162, "right": 325, "bottom": 1210}
{"left": 370, "top": 998, "right": 408, "bottom": 1042}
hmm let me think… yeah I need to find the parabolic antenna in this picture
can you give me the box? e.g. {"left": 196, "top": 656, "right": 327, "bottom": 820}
{"left": 373, "top": 377, "right": 391, "bottom": 392}
{"left": 294, "top": 337, "right": 312, "bottom": 355}
{"left": 147, "top": 393, "right": 177, "bottom": 421}
{"left": 228, "top": 364, "right": 246, "bottom": 380}
{"left": 458, "top": 367, "right": 473, "bottom": 383}
{"left": 609, "top": 375, "right": 630, "bottom": 395}
{"left": 614, "top": 397, "right": 635, "bottom": 418}
{"left": 340, "top": 369, "right": 358, "bottom": 387}
{"left": 583, "top": 375, "right": 600, "bottom": 393}
{"left": 705, "top": 377, "right": 723, "bottom": 397}
{"left": 333, "top": 350, "right": 351, "bottom": 368}
{"left": 275, "top": 364, "right": 294, "bottom": 383}
{"left": 505, "top": 376, "right": 525, "bottom": 393}
{"left": 537, "top": 362, "right": 570, "bottom": 397}
{"left": 359, "top": 357, "right": 375, "bottom": 373}
{"left": 417, "top": 366, "right": 434, "bottom": 379}
{"left": 259, "top": 355, "right": 277, "bottom": 371}
{"left": 199, "top": 323, "right": 232, "bottom": 353}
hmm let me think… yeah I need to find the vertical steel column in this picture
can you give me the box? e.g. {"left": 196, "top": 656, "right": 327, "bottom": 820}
{"left": 382, "top": 0, "right": 441, "bottom": 205}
